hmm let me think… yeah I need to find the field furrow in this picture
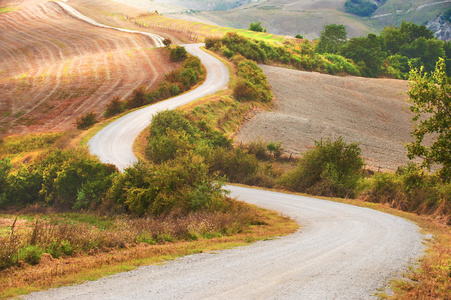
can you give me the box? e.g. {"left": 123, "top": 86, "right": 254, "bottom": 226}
{"left": 0, "top": 0, "right": 180, "bottom": 135}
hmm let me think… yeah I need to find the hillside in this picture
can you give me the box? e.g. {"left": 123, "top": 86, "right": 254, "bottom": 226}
{"left": 142, "top": 0, "right": 450, "bottom": 40}
{"left": 0, "top": 0, "right": 191, "bottom": 136}
{"left": 235, "top": 65, "right": 417, "bottom": 171}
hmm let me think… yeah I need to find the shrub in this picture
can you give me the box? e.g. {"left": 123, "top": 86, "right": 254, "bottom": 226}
{"left": 163, "top": 38, "right": 172, "bottom": 47}
{"left": 248, "top": 22, "right": 266, "bottom": 33}
{"left": 126, "top": 85, "right": 147, "bottom": 109}
{"left": 103, "top": 97, "right": 124, "bottom": 118}
{"left": 281, "top": 137, "right": 364, "bottom": 198}
{"left": 169, "top": 46, "right": 187, "bottom": 62}
{"left": 19, "top": 245, "right": 43, "bottom": 265}
{"left": 245, "top": 139, "right": 268, "bottom": 160}
{"left": 266, "top": 141, "right": 284, "bottom": 159}
{"left": 109, "top": 155, "right": 227, "bottom": 215}
{"left": 34, "top": 148, "right": 118, "bottom": 210}
{"left": 76, "top": 112, "right": 98, "bottom": 130}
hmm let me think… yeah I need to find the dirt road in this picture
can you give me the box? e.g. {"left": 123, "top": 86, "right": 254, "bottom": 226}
{"left": 27, "top": 4, "right": 425, "bottom": 299}
{"left": 25, "top": 185, "right": 425, "bottom": 299}
{"left": 88, "top": 43, "right": 229, "bottom": 171}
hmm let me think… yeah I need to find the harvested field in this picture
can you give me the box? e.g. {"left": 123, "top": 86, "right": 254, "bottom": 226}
{"left": 0, "top": 0, "right": 182, "bottom": 135}
{"left": 235, "top": 65, "right": 418, "bottom": 171}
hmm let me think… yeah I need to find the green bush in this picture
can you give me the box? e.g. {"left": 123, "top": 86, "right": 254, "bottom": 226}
{"left": 48, "top": 240, "right": 74, "bottom": 258}
{"left": 0, "top": 148, "right": 118, "bottom": 210}
{"left": 108, "top": 155, "right": 227, "bottom": 215}
{"left": 76, "top": 112, "right": 98, "bottom": 130}
{"left": 281, "top": 137, "right": 364, "bottom": 198}
{"left": 19, "top": 245, "right": 43, "bottom": 265}
{"left": 169, "top": 46, "right": 187, "bottom": 62}
{"left": 103, "top": 97, "right": 124, "bottom": 118}
{"left": 248, "top": 22, "right": 266, "bottom": 33}
{"left": 126, "top": 85, "right": 147, "bottom": 109}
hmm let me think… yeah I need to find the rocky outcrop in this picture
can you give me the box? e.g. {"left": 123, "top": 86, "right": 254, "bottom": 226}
{"left": 426, "top": 14, "right": 451, "bottom": 41}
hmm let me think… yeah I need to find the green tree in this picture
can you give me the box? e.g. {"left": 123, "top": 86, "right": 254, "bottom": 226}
{"left": 340, "top": 33, "right": 383, "bottom": 77}
{"left": 406, "top": 58, "right": 451, "bottom": 181}
{"left": 248, "top": 22, "right": 266, "bottom": 33}
{"left": 344, "top": 0, "right": 377, "bottom": 17}
{"left": 316, "top": 24, "right": 347, "bottom": 54}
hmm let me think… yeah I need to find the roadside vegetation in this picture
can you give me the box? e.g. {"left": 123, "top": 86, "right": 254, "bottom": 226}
{"left": 0, "top": 45, "right": 297, "bottom": 297}
{"left": 131, "top": 48, "right": 451, "bottom": 298}
{"left": 2, "top": 5, "right": 450, "bottom": 297}
{"left": 205, "top": 32, "right": 360, "bottom": 76}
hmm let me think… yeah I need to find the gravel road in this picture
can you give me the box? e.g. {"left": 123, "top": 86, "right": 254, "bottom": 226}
{"left": 25, "top": 185, "right": 426, "bottom": 299}
{"left": 27, "top": 4, "right": 426, "bottom": 299}
{"left": 88, "top": 43, "right": 229, "bottom": 171}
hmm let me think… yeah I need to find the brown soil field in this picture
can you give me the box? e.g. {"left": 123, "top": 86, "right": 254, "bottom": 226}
{"left": 235, "top": 65, "right": 419, "bottom": 171}
{"left": 0, "top": 0, "right": 191, "bottom": 136}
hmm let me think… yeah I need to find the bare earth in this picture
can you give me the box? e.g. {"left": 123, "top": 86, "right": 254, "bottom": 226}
{"left": 235, "top": 65, "right": 416, "bottom": 171}
{"left": 0, "top": 0, "right": 185, "bottom": 136}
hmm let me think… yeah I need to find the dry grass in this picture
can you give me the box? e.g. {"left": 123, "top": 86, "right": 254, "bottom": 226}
{"left": 0, "top": 208, "right": 298, "bottom": 298}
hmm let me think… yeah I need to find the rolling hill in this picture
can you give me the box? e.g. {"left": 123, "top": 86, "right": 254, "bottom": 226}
{"left": 137, "top": 0, "right": 451, "bottom": 40}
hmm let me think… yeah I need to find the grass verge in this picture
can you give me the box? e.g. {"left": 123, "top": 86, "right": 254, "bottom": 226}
{"left": 0, "top": 208, "right": 298, "bottom": 298}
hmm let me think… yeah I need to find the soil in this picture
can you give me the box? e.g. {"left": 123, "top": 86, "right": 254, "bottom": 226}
{"left": 235, "top": 65, "right": 418, "bottom": 171}
{"left": 0, "top": 0, "right": 192, "bottom": 137}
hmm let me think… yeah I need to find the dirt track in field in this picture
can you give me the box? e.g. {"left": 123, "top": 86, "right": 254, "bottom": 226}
{"left": 0, "top": 0, "right": 190, "bottom": 136}
{"left": 235, "top": 65, "right": 417, "bottom": 171}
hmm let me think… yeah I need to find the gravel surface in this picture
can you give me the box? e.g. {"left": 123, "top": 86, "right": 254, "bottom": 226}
{"left": 88, "top": 43, "right": 229, "bottom": 171}
{"left": 236, "top": 65, "right": 417, "bottom": 171}
{"left": 24, "top": 185, "right": 426, "bottom": 300}
{"left": 39, "top": 8, "right": 425, "bottom": 298}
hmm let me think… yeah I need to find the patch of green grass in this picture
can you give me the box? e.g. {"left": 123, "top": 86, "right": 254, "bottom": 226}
{"left": 0, "top": 7, "right": 13, "bottom": 14}
{"left": 0, "top": 132, "right": 63, "bottom": 158}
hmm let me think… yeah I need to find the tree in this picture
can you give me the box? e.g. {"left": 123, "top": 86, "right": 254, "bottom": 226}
{"left": 406, "top": 58, "right": 451, "bottom": 181}
{"left": 344, "top": 0, "right": 377, "bottom": 17}
{"left": 340, "top": 33, "right": 383, "bottom": 77}
{"left": 316, "top": 24, "right": 347, "bottom": 54}
{"left": 163, "top": 38, "right": 172, "bottom": 47}
{"left": 248, "top": 22, "right": 266, "bottom": 33}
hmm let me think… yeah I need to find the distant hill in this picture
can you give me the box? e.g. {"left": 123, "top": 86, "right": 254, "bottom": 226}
{"left": 135, "top": 0, "right": 451, "bottom": 40}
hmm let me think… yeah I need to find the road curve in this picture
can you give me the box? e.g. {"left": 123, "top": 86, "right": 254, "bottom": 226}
{"left": 25, "top": 186, "right": 425, "bottom": 299}
{"left": 27, "top": 5, "right": 425, "bottom": 299}
{"left": 88, "top": 43, "right": 229, "bottom": 171}
{"left": 55, "top": 1, "right": 164, "bottom": 47}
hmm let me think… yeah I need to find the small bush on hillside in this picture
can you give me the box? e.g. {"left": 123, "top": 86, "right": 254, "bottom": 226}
{"left": 245, "top": 139, "right": 268, "bottom": 160}
{"left": 76, "top": 112, "right": 98, "bottom": 130}
{"left": 281, "top": 137, "right": 364, "bottom": 198}
{"left": 104, "top": 97, "right": 124, "bottom": 118}
{"left": 163, "top": 38, "right": 172, "bottom": 47}
{"left": 126, "top": 85, "right": 147, "bottom": 109}
{"left": 169, "top": 46, "right": 187, "bottom": 62}
{"left": 266, "top": 141, "right": 284, "bottom": 159}
{"left": 248, "top": 22, "right": 267, "bottom": 33}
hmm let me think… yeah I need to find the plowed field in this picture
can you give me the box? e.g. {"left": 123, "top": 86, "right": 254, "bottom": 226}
{"left": 0, "top": 0, "right": 181, "bottom": 135}
{"left": 236, "top": 65, "right": 418, "bottom": 171}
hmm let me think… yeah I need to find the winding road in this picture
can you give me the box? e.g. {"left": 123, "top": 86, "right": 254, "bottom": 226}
{"left": 26, "top": 3, "right": 426, "bottom": 299}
